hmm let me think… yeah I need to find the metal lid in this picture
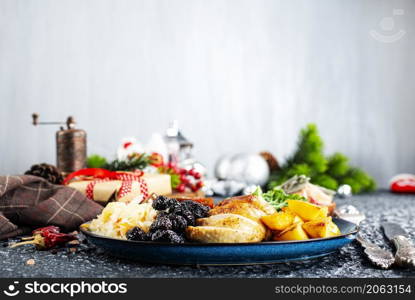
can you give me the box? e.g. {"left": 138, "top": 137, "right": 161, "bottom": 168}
{"left": 166, "top": 120, "right": 193, "bottom": 148}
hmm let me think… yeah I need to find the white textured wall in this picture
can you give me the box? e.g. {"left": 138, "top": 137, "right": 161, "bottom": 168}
{"left": 1, "top": 0, "right": 414, "bottom": 187}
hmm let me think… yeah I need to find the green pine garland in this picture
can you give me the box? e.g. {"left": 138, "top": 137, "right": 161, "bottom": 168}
{"left": 86, "top": 154, "right": 150, "bottom": 171}
{"left": 86, "top": 154, "right": 108, "bottom": 168}
{"left": 267, "top": 124, "right": 376, "bottom": 194}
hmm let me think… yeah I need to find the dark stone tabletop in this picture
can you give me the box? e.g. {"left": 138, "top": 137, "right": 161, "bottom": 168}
{"left": 1, "top": 191, "right": 415, "bottom": 278}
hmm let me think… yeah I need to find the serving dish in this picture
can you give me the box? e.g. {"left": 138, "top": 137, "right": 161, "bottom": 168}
{"left": 80, "top": 218, "right": 358, "bottom": 265}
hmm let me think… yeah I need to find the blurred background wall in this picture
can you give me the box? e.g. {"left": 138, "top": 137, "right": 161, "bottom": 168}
{"left": 0, "top": 0, "right": 414, "bottom": 187}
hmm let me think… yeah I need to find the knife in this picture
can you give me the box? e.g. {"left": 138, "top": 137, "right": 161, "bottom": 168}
{"left": 381, "top": 222, "right": 415, "bottom": 268}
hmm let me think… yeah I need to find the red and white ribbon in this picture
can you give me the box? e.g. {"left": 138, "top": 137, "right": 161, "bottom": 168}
{"left": 65, "top": 168, "right": 149, "bottom": 200}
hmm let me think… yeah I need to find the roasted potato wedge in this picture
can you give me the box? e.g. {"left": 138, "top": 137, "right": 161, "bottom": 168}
{"left": 292, "top": 215, "right": 304, "bottom": 224}
{"left": 302, "top": 217, "right": 341, "bottom": 238}
{"left": 260, "top": 211, "right": 295, "bottom": 231}
{"left": 287, "top": 200, "right": 328, "bottom": 221}
{"left": 326, "top": 220, "right": 341, "bottom": 236}
{"left": 273, "top": 222, "right": 309, "bottom": 241}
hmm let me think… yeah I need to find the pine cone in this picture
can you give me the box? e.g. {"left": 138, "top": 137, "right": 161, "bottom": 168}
{"left": 25, "top": 163, "right": 64, "bottom": 185}
{"left": 259, "top": 151, "right": 280, "bottom": 172}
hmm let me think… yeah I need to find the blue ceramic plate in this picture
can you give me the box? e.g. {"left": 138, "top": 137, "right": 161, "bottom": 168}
{"left": 80, "top": 218, "right": 358, "bottom": 265}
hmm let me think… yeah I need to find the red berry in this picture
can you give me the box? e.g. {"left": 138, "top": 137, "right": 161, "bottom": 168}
{"left": 188, "top": 169, "right": 195, "bottom": 176}
{"left": 196, "top": 181, "right": 203, "bottom": 189}
{"left": 179, "top": 169, "right": 187, "bottom": 175}
{"left": 176, "top": 184, "right": 185, "bottom": 193}
{"left": 193, "top": 172, "right": 201, "bottom": 179}
{"left": 185, "top": 181, "right": 193, "bottom": 187}
{"left": 191, "top": 185, "right": 198, "bottom": 192}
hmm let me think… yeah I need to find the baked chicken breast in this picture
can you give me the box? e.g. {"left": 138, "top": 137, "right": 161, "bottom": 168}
{"left": 186, "top": 194, "right": 276, "bottom": 243}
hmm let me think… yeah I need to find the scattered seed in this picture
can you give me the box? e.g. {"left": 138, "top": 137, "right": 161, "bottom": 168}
{"left": 26, "top": 259, "right": 35, "bottom": 265}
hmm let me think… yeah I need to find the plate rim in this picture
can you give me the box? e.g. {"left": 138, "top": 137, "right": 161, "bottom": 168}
{"left": 80, "top": 217, "right": 359, "bottom": 247}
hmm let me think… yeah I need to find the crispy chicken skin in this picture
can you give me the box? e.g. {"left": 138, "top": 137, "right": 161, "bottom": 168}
{"left": 208, "top": 194, "right": 276, "bottom": 222}
{"left": 213, "top": 194, "right": 276, "bottom": 216}
{"left": 186, "top": 194, "right": 275, "bottom": 243}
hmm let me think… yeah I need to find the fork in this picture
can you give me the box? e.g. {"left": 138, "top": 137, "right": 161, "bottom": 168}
{"left": 335, "top": 205, "right": 395, "bottom": 269}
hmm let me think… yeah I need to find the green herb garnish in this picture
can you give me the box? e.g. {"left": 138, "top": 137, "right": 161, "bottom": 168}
{"left": 253, "top": 186, "right": 306, "bottom": 211}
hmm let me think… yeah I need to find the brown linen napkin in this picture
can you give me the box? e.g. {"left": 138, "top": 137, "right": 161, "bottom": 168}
{"left": 0, "top": 175, "right": 103, "bottom": 240}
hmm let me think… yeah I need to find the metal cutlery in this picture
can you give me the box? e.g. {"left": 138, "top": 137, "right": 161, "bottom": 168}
{"left": 355, "top": 235, "right": 395, "bottom": 269}
{"left": 382, "top": 222, "right": 415, "bottom": 268}
{"left": 335, "top": 205, "right": 395, "bottom": 269}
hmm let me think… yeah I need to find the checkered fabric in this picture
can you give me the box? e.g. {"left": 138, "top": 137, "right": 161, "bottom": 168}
{"left": 0, "top": 175, "right": 103, "bottom": 240}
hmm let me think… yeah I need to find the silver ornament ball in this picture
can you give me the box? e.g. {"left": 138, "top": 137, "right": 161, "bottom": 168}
{"left": 337, "top": 184, "right": 353, "bottom": 198}
{"left": 215, "top": 153, "right": 270, "bottom": 186}
{"left": 214, "top": 155, "right": 233, "bottom": 180}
